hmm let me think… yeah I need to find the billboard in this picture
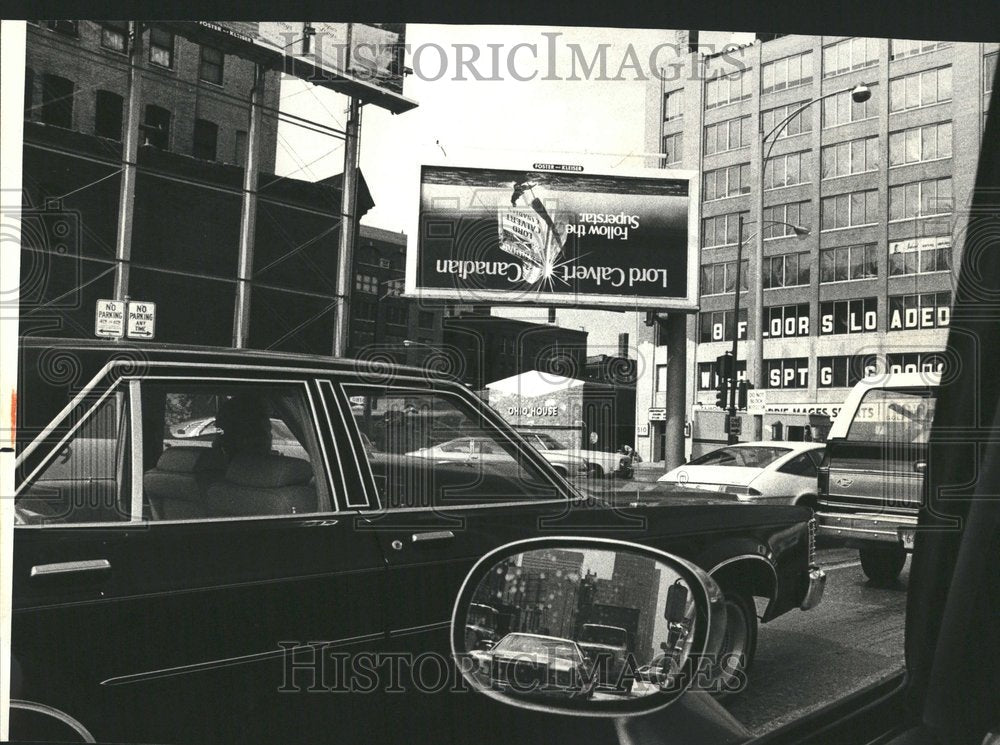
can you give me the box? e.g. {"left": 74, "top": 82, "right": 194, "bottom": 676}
{"left": 406, "top": 159, "right": 697, "bottom": 310}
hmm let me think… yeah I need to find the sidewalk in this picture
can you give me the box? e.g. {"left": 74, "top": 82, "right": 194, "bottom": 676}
{"left": 633, "top": 461, "right": 668, "bottom": 482}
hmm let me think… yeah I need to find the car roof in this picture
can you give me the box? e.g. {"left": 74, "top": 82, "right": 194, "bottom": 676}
{"left": 501, "top": 632, "right": 578, "bottom": 644}
{"left": 722, "top": 441, "right": 824, "bottom": 452}
{"left": 17, "top": 336, "right": 456, "bottom": 383}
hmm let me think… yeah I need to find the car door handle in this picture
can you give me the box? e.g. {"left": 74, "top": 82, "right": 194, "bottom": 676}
{"left": 411, "top": 531, "right": 455, "bottom": 544}
{"left": 31, "top": 559, "right": 111, "bottom": 578}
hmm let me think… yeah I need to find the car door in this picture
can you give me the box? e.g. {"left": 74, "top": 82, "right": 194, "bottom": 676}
{"left": 325, "top": 377, "right": 625, "bottom": 739}
{"left": 11, "top": 367, "right": 388, "bottom": 744}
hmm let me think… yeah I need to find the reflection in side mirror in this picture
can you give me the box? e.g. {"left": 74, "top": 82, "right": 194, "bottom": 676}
{"left": 451, "top": 537, "right": 725, "bottom": 717}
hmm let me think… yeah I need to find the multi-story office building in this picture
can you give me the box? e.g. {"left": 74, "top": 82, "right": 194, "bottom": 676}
{"left": 638, "top": 34, "right": 998, "bottom": 461}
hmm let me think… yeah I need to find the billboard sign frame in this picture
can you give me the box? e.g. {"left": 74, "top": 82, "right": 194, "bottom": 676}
{"left": 405, "top": 151, "right": 699, "bottom": 311}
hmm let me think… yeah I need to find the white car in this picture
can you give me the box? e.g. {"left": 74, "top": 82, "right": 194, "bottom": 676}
{"left": 518, "top": 432, "right": 625, "bottom": 478}
{"left": 657, "top": 441, "right": 825, "bottom": 506}
{"left": 407, "top": 436, "right": 590, "bottom": 479}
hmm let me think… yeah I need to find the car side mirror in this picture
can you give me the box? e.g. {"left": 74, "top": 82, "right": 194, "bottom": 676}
{"left": 451, "top": 537, "right": 726, "bottom": 717}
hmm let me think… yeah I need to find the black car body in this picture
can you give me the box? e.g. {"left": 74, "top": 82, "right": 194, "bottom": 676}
{"left": 10, "top": 338, "right": 822, "bottom": 743}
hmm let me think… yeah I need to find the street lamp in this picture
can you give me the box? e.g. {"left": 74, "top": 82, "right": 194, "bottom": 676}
{"left": 727, "top": 217, "right": 810, "bottom": 444}
{"left": 748, "top": 83, "right": 871, "bottom": 440}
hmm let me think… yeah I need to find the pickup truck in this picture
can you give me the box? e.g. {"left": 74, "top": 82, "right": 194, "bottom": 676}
{"left": 10, "top": 337, "right": 824, "bottom": 743}
{"left": 816, "top": 372, "right": 939, "bottom": 584}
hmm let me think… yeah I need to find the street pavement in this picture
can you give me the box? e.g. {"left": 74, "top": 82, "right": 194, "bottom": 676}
{"left": 723, "top": 547, "right": 910, "bottom": 737}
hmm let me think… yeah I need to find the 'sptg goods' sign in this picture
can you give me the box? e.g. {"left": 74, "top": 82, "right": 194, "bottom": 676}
{"left": 407, "top": 158, "right": 697, "bottom": 310}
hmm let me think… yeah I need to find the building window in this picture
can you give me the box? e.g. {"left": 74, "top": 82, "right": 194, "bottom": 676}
{"left": 986, "top": 53, "right": 997, "bottom": 94}
{"left": 889, "top": 235, "right": 951, "bottom": 276}
{"left": 142, "top": 105, "right": 171, "bottom": 149}
{"left": 762, "top": 201, "right": 810, "bottom": 239}
{"left": 818, "top": 354, "right": 878, "bottom": 387}
{"left": 99, "top": 21, "right": 128, "bottom": 53}
{"left": 765, "top": 358, "right": 809, "bottom": 389}
{"left": 41, "top": 74, "right": 74, "bottom": 129}
{"left": 698, "top": 309, "right": 748, "bottom": 342}
{"left": 234, "top": 130, "right": 248, "bottom": 166}
{"left": 661, "top": 131, "right": 683, "bottom": 165}
{"left": 823, "top": 37, "right": 879, "bottom": 77}
{"left": 889, "top": 177, "right": 952, "bottom": 221}
{"left": 763, "top": 151, "right": 810, "bottom": 190}
{"left": 820, "top": 297, "right": 878, "bottom": 335}
{"left": 663, "top": 89, "right": 683, "bottom": 121}
{"left": 890, "top": 39, "right": 950, "bottom": 60}
{"left": 703, "top": 163, "right": 750, "bottom": 201}
{"left": 705, "top": 67, "right": 752, "bottom": 109}
{"left": 702, "top": 211, "right": 749, "bottom": 248}
{"left": 384, "top": 304, "right": 407, "bottom": 326}
{"left": 704, "top": 115, "right": 751, "bottom": 155}
{"left": 94, "top": 90, "right": 123, "bottom": 140}
{"left": 762, "top": 51, "right": 813, "bottom": 94}
{"left": 762, "top": 303, "right": 810, "bottom": 339}
{"left": 192, "top": 118, "right": 218, "bottom": 160}
{"left": 821, "top": 136, "right": 879, "bottom": 178}
{"left": 821, "top": 243, "right": 878, "bottom": 282}
{"left": 199, "top": 46, "right": 224, "bottom": 85}
{"left": 46, "top": 20, "right": 78, "bottom": 36}
{"left": 888, "top": 292, "right": 951, "bottom": 331}
{"left": 24, "top": 68, "right": 33, "bottom": 120}
{"left": 355, "top": 274, "right": 378, "bottom": 294}
{"left": 354, "top": 299, "right": 377, "bottom": 322}
{"left": 821, "top": 189, "right": 878, "bottom": 230}
{"left": 889, "top": 67, "right": 952, "bottom": 112}
{"left": 822, "top": 86, "right": 879, "bottom": 128}
{"left": 885, "top": 352, "right": 947, "bottom": 375}
{"left": 889, "top": 121, "right": 952, "bottom": 166}
{"left": 149, "top": 27, "right": 174, "bottom": 68}
{"left": 761, "top": 101, "right": 813, "bottom": 139}
{"left": 700, "top": 260, "right": 749, "bottom": 296}
{"left": 763, "top": 252, "right": 810, "bottom": 289}
{"left": 697, "top": 360, "right": 747, "bottom": 390}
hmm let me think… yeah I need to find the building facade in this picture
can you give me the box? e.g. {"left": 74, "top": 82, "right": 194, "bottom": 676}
{"left": 25, "top": 21, "right": 281, "bottom": 172}
{"left": 348, "top": 225, "right": 446, "bottom": 366}
{"left": 639, "top": 34, "right": 998, "bottom": 461}
{"left": 441, "top": 313, "right": 589, "bottom": 391}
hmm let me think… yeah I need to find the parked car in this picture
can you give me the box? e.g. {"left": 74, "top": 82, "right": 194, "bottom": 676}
{"left": 10, "top": 338, "right": 823, "bottom": 742}
{"left": 478, "top": 633, "right": 596, "bottom": 699}
{"left": 407, "top": 434, "right": 590, "bottom": 478}
{"left": 657, "top": 442, "right": 825, "bottom": 507}
{"left": 518, "top": 431, "right": 627, "bottom": 478}
{"left": 817, "top": 372, "right": 939, "bottom": 584}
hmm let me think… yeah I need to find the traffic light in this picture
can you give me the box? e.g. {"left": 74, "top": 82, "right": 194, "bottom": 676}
{"left": 715, "top": 376, "right": 729, "bottom": 409}
{"left": 737, "top": 380, "right": 751, "bottom": 410}
{"left": 716, "top": 352, "right": 734, "bottom": 381}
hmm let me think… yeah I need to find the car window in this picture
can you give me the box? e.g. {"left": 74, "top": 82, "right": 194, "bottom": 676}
{"left": 689, "top": 446, "right": 790, "bottom": 468}
{"left": 345, "top": 386, "right": 562, "bottom": 508}
{"left": 16, "top": 391, "right": 132, "bottom": 525}
{"left": 142, "top": 382, "right": 330, "bottom": 520}
{"left": 778, "top": 453, "right": 818, "bottom": 477}
{"left": 846, "top": 388, "right": 937, "bottom": 444}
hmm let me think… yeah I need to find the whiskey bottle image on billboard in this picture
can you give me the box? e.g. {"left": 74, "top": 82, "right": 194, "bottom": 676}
{"left": 497, "top": 180, "right": 567, "bottom": 286}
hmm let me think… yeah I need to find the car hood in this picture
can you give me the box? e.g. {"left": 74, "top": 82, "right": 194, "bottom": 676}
{"left": 490, "top": 652, "right": 581, "bottom": 672}
{"left": 659, "top": 465, "right": 762, "bottom": 488}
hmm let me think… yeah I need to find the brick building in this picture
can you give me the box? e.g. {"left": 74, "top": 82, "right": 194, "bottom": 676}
{"left": 24, "top": 20, "right": 280, "bottom": 172}
{"left": 636, "top": 34, "right": 998, "bottom": 461}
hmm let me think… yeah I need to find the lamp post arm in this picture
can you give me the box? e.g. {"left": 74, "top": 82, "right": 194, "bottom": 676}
{"left": 761, "top": 89, "right": 843, "bottom": 165}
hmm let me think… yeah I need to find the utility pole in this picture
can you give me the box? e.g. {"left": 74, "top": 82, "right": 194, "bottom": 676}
{"left": 112, "top": 21, "right": 145, "bottom": 302}
{"left": 332, "top": 96, "right": 361, "bottom": 357}
{"left": 232, "top": 63, "right": 264, "bottom": 348}
{"left": 724, "top": 215, "right": 746, "bottom": 444}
